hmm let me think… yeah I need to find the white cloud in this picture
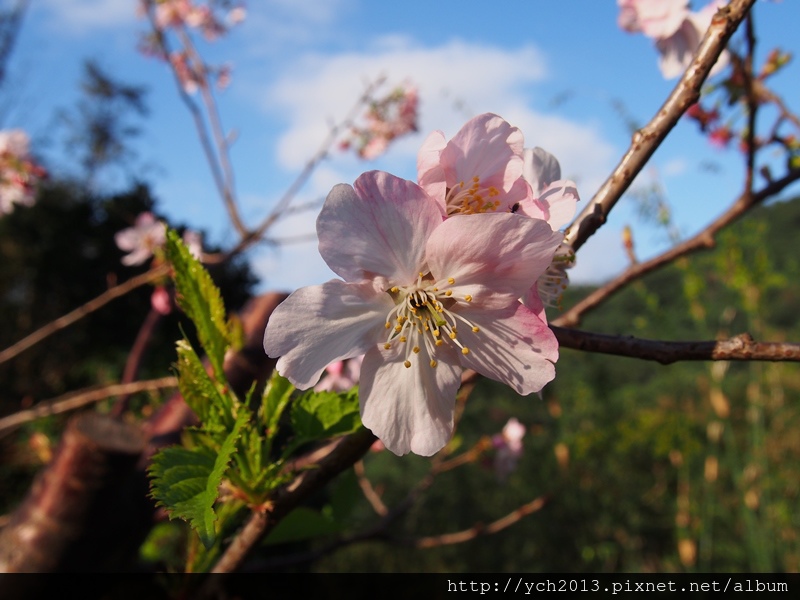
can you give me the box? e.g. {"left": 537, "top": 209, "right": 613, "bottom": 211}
{"left": 37, "top": 0, "right": 136, "bottom": 32}
{"left": 251, "top": 36, "right": 622, "bottom": 292}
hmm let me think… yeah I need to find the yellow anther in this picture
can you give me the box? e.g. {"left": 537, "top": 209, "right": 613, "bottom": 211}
{"left": 394, "top": 325, "right": 402, "bottom": 333}
{"left": 390, "top": 286, "right": 399, "bottom": 293}
{"left": 447, "top": 277, "right": 455, "bottom": 284}
{"left": 433, "top": 330, "right": 440, "bottom": 337}
{"left": 461, "top": 347, "right": 470, "bottom": 355}
{"left": 472, "top": 176, "right": 480, "bottom": 183}
{"left": 445, "top": 290, "right": 452, "bottom": 297}
{"left": 430, "top": 359, "right": 437, "bottom": 368}
{"left": 449, "top": 331, "right": 457, "bottom": 339}
{"left": 400, "top": 336, "right": 407, "bottom": 343}
{"left": 385, "top": 322, "right": 391, "bottom": 329}
{"left": 464, "top": 294, "right": 473, "bottom": 302}
{"left": 472, "top": 326, "right": 480, "bottom": 332}
{"left": 384, "top": 342, "right": 391, "bottom": 350}
{"left": 435, "top": 339, "right": 443, "bottom": 346}
{"left": 413, "top": 346, "right": 420, "bottom": 353}
{"left": 404, "top": 360, "right": 411, "bottom": 368}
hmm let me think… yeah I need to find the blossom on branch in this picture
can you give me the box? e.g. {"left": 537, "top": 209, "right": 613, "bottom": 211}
{"left": 114, "top": 212, "right": 167, "bottom": 266}
{"left": 417, "top": 114, "right": 580, "bottom": 310}
{"left": 342, "top": 84, "right": 419, "bottom": 160}
{"left": 618, "top": 0, "right": 729, "bottom": 79}
{"left": 0, "top": 129, "right": 46, "bottom": 215}
{"left": 264, "top": 171, "right": 562, "bottom": 456}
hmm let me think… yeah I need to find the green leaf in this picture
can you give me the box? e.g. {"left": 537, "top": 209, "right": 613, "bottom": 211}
{"left": 175, "top": 338, "right": 231, "bottom": 428}
{"left": 263, "top": 507, "right": 342, "bottom": 545}
{"left": 289, "top": 389, "right": 361, "bottom": 451}
{"left": 165, "top": 229, "right": 229, "bottom": 378}
{"left": 149, "top": 409, "right": 248, "bottom": 548}
{"left": 259, "top": 371, "right": 295, "bottom": 442}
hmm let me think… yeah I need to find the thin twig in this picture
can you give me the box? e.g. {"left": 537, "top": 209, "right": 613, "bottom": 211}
{"left": 0, "top": 376, "right": 178, "bottom": 436}
{"left": 354, "top": 460, "right": 388, "bottom": 517}
{"left": 224, "top": 76, "right": 388, "bottom": 258}
{"left": 554, "top": 167, "right": 800, "bottom": 328}
{"left": 564, "top": 0, "right": 756, "bottom": 254}
{"left": 552, "top": 327, "right": 800, "bottom": 365}
{"left": 0, "top": 264, "right": 169, "bottom": 366}
{"left": 413, "top": 495, "right": 548, "bottom": 549}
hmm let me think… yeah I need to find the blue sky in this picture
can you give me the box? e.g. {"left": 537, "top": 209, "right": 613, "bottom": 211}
{"left": 4, "top": 0, "right": 800, "bottom": 293}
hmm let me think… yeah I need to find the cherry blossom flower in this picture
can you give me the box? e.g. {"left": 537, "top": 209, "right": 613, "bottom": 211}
{"left": 418, "top": 115, "right": 581, "bottom": 311}
{"left": 115, "top": 212, "right": 167, "bottom": 266}
{"left": 417, "top": 113, "right": 530, "bottom": 216}
{"left": 0, "top": 129, "right": 46, "bottom": 215}
{"left": 492, "top": 417, "right": 526, "bottom": 480}
{"left": 264, "top": 171, "right": 562, "bottom": 456}
{"left": 618, "top": 0, "right": 729, "bottom": 79}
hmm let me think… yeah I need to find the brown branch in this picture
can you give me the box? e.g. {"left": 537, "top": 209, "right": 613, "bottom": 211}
{"left": 554, "top": 167, "right": 800, "bottom": 328}
{"left": 354, "top": 460, "right": 388, "bottom": 517}
{"left": 413, "top": 495, "right": 548, "bottom": 549}
{"left": 0, "top": 264, "right": 169, "bottom": 366}
{"left": 552, "top": 327, "right": 800, "bottom": 365}
{"left": 564, "top": 0, "right": 756, "bottom": 254}
{"left": 0, "top": 377, "right": 178, "bottom": 436}
{"left": 0, "top": 413, "right": 145, "bottom": 573}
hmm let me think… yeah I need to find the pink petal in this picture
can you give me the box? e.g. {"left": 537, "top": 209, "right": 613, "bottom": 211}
{"left": 359, "top": 342, "right": 462, "bottom": 456}
{"left": 517, "top": 180, "right": 580, "bottom": 230}
{"left": 263, "top": 279, "right": 393, "bottom": 389}
{"left": 318, "top": 171, "right": 444, "bottom": 285}
{"left": 426, "top": 213, "right": 563, "bottom": 308}
{"left": 417, "top": 129, "right": 447, "bottom": 208}
{"left": 440, "top": 113, "right": 528, "bottom": 207}
{"left": 455, "top": 302, "right": 558, "bottom": 395}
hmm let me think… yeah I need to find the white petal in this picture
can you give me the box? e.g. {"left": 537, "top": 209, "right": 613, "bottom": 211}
{"left": 522, "top": 147, "right": 562, "bottom": 194}
{"left": 317, "top": 171, "right": 443, "bottom": 284}
{"left": 455, "top": 302, "right": 557, "bottom": 395}
{"left": 359, "top": 343, "right": 461, "bottom": 456}
{"left": 263, "top": 279, "right": 393, "bottom": 389}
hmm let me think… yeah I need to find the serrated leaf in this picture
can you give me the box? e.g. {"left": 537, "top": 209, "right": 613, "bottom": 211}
{"left": 176, "top": 338, "right": 231, "bottom": 428}
{"left": 165, "top": 229, "right": 229, "bottom": 378}
{"left": 289, "top": 389, "right": 361, "bottom": 450}
{"left": 149, "top": 409, "right": 248, "bottom": 548}
{"left": 259, "top": 371, "right": 295, "bottom": 442}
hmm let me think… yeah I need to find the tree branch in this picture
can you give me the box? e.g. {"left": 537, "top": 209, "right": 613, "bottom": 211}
{"left": 552, "top": 326, "right": 800, "bottom": 365}
{"left": 0, "top": 264, "right": 169, "bottom": 366}
{"left": 564, "top": 0, "right": 756, "bottom": 254}
{"left": 0, "top": 376, "right": 178, "bottom": 436}
{"left": 554, "top": 167, "right": 800, "bottom": 328}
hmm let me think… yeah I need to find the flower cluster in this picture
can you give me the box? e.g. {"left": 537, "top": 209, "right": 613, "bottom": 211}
{"left": 138, "top": 0, "right": 245, "bottom": 93}
{"left": 618, "top": 0, "right": 729, "bottom": 79}
{"left": 265, "top": 114, "right": 580, "bottom": 456}
{"left": 0, "top": 129, "right": 46, "bottom": 216}
{"left": 341, "top": 84, "right": 419, "bottom": 160}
